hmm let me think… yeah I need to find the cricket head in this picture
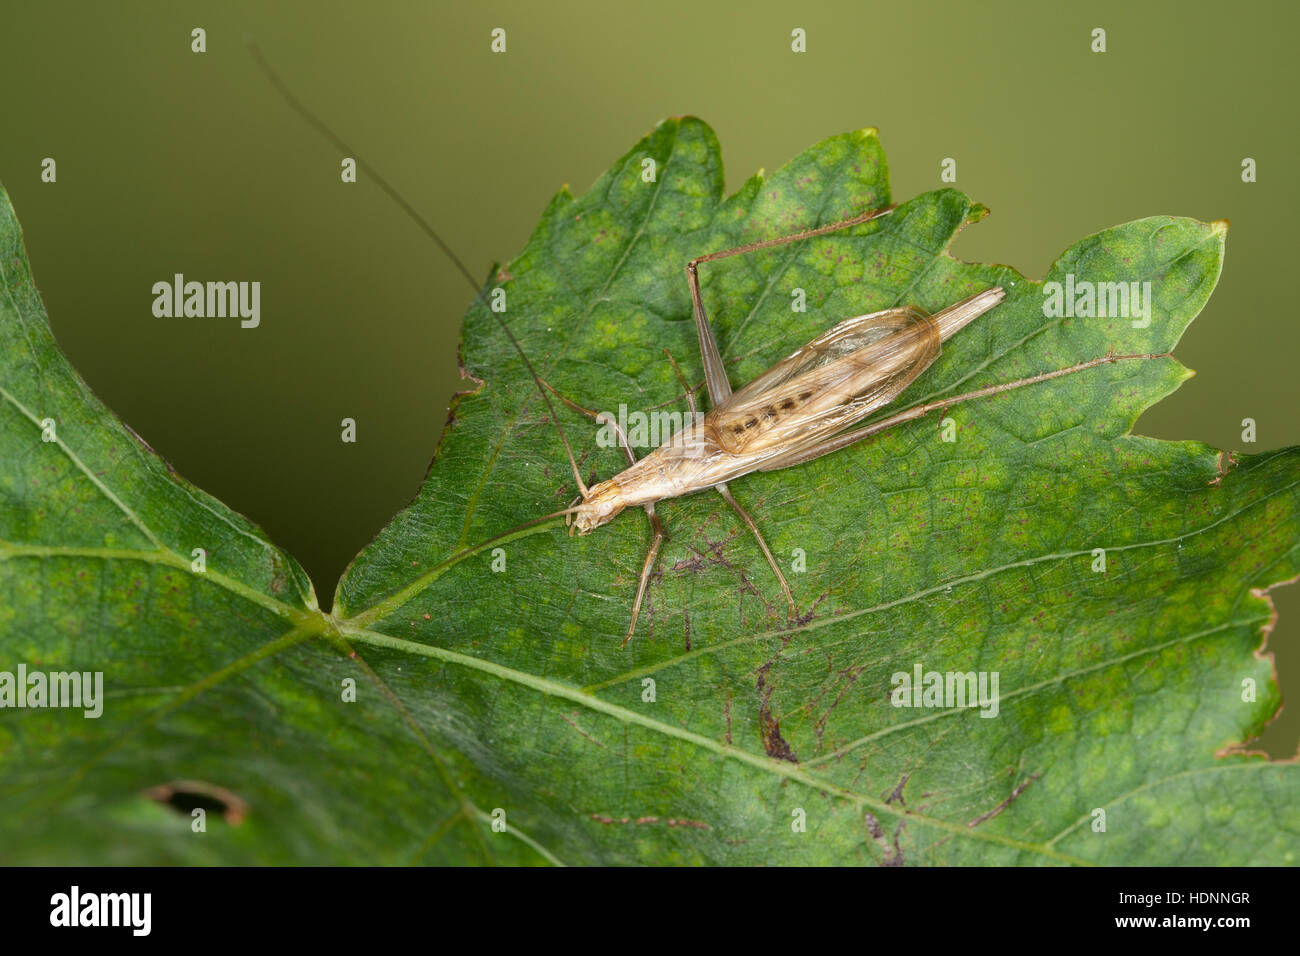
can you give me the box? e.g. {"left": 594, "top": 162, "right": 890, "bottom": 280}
{"left": 569, "top": 479, "right": 627, "bottom": 534}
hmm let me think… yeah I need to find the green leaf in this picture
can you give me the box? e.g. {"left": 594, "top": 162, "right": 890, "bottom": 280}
{"left": 2, "top": 118, "right": 1297, "bottom": 865}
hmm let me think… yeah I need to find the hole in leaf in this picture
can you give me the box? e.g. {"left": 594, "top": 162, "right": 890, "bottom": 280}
{"left": 143, "top": 779, "right": 248, "bottom": 825}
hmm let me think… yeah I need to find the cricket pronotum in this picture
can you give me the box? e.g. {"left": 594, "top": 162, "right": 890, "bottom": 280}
{"left": 254, "top": 51, "right": 1164, "bottom": 646}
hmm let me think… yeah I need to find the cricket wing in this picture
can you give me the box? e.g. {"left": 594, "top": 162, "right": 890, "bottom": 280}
{"left": 709, "top": 306, "right": 941, "bottom": 459}
{"left": 726, "top": 306, "right": 929, "bottom": 406}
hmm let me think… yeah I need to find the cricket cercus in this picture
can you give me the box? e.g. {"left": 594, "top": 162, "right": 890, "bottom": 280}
{"left": 540, "top": 205, "right": 1161, "bottom": 645}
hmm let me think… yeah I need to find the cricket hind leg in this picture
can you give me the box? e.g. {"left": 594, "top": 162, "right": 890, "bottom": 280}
{"left": 684, "top": 203, "right": 898, "bottom": 407}
{"left": 540, "top": 379, "right": 637, "bottom": 471}
{"left": 758, "top": 350, "right": 1170, "bottom": 472}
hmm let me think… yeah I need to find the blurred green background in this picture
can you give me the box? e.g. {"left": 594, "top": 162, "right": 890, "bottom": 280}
{"left": 2, "top": 1, "right": 1296, "bottom": 755}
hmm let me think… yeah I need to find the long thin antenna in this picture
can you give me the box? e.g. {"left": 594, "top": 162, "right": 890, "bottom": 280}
{"left": 248, "top": 40, "right": 590, "bottom": 498}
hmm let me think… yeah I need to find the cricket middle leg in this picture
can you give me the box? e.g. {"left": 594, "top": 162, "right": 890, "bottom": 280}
{"left": 663, "top": 349, "right": 795, "bottom": 624}
{"left": 715, "top": 482, "right": 797, "bottom": 624}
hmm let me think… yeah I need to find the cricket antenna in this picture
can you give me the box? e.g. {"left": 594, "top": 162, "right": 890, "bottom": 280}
{"left": 248, "top": 40, "right": 591, "bottom": 499}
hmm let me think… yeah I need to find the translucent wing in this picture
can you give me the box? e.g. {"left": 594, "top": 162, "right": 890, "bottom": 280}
{"left": 708, "top": 306, "right": 940, "bottom": 459}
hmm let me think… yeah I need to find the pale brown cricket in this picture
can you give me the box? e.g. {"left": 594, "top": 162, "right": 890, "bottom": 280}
{"left": 535, "top": 205, "right": 1163, "bottom": 645}
{"left": 250, "top": 50, "right": 1162, "bottom": 648}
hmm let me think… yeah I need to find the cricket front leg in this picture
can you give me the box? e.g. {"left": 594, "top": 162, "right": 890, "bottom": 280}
{"left": 540, "top": 378, "right": 638, "bottom": 469}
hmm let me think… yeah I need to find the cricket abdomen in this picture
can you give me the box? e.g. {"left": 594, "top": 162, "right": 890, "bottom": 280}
{"left": 713, "top": 388, "right": 816, "bottom": 454}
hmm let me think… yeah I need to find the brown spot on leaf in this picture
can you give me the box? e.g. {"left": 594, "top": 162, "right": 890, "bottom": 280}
{"left": 863, "top": 812, "right": 905, "bottom": 866}
{"left": 756, "top": 662, "right": 797, "bottom": 763}
{"left": 967, "top": 773, "right": 1040, "bottom": 828}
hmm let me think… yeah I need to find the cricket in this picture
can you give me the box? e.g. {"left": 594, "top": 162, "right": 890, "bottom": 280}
{"left": 535, "top": 203, "right": 1158, "bottom": 645}
{"left": 253, "top": 48, "right": 1163, "bottom": 647}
